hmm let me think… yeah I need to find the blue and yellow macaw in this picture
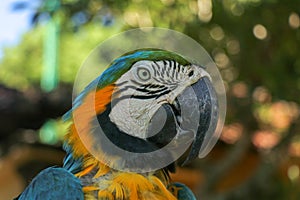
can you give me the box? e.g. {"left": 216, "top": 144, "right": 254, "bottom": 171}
{"left": 16, "top": 49, "right": 219, "bottom": 200}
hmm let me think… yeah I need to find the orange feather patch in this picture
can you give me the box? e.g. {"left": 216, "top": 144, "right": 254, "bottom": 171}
{"left": 65, "top": 85, "right": 115, "bottom": 176}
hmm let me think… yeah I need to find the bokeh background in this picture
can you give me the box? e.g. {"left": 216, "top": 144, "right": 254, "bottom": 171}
{"left": 0, "top": 0, "right": 300, "bottom": 199}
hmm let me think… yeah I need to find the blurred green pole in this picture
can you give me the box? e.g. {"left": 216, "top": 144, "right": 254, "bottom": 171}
{"left": 41, "top": 0, "right": 60, "bottom": 91}
{"left": 41, "top": 20, "right": 59, "bottom": 91}
{"left": 40, "top": 0, "right": 60, "bottom": 144}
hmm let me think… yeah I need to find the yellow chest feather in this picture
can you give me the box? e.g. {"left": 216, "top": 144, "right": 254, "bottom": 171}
{"left": 79, "top": 170, "right": 177, "bottom": 200}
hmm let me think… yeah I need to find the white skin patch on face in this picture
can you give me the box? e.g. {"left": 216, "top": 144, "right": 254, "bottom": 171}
{"left": 108, "top": 60, "right": 209, "bottom": 139}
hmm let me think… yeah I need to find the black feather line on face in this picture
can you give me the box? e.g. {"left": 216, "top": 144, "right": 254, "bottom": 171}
{"left": 135, "top": 86, "right": 169, "bottom": 95}
{"left": 131, "top": 89, "right": 171, "bottom": 100}
{"left": 130, "top": 80, "right": 169, "bottom": 95}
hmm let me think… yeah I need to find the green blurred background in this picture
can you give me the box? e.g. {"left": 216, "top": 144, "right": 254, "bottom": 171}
{"left": 0, "top": 0, "right": 300, "bottom": 199}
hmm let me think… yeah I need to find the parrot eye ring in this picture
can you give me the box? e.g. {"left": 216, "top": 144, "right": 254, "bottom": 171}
{"left": 136, "top": 67, "right": 152, "bottom": 82}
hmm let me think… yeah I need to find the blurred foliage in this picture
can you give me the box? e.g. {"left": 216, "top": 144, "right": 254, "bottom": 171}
{"left": 0, "top": 24, "right": 120, "bottom": 89}
{"left": 0, "top": 27, "right": 43, "bottom": 89}
{"left": 2, "top": 0, "right": 300, "bottom": 100}
{"left": 0, "top": 0, "right": 300, "bottom": 199}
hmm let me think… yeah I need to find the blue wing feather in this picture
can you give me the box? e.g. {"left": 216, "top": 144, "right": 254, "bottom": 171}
{"left": 63, "top": 143, "right": 83, "bottom": 174}
{"left": 16, "top": 167, "right": 84, "bottom": 200}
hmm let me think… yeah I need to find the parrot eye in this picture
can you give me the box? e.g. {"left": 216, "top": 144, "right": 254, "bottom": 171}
{"left": 136, "top": 67, "right": 151, "bottom": 82}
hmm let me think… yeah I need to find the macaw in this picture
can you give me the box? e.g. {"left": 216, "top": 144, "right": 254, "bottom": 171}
{"left": 16, "top": 49, "right": 219, "bottom": 200}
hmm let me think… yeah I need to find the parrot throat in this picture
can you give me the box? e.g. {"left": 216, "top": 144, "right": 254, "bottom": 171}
{"left": 95, "top": 102, "right": 177, "bottom": 173}
{"left": 97, "top": 103, "right": 177, "bottom": 153}
{"left": 65, "top": 124, "right": 179, "bottom": 200}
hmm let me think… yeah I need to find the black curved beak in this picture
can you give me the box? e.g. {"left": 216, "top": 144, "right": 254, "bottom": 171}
{"left": 178, "top": 76, "right": 218, "bottom": 165}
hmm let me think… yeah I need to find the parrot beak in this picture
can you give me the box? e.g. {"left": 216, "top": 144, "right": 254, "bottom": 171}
{"left": 148, "top": 68, "right": 219, "bottom": 165}
{"left": 175, "top": 74, "right": 219, "bottom": 165}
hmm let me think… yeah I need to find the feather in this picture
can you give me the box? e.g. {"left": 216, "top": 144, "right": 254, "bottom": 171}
{"left": 149, "top": 176, "right": 177, "bottom": 200}
{"left": 16, "top": 167, "right": 83, "bottom": 200}
{"left": 168, "top": 182, "right": 197, "bottom": 200}
{"left": 97, "top": 190, "right": 114, "bottom": 200}
{"left": 113, "top": 173, "right": 154, "bottom": 200}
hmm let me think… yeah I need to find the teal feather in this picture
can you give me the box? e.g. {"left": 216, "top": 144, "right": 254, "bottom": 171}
{"left": 63, "top": 143, "right": 83, "bottom": 174}
{"left": 16, "top": 167, "right": 84, "bottom": 200}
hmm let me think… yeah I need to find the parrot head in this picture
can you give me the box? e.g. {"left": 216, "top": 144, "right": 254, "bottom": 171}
{"left": 68, "top": 48, "right": 219, "bottom": 172}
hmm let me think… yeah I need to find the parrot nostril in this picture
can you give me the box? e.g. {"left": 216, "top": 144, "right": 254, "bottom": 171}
{"left": 188, "top": 70, "right": 194, "bottom": 77}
